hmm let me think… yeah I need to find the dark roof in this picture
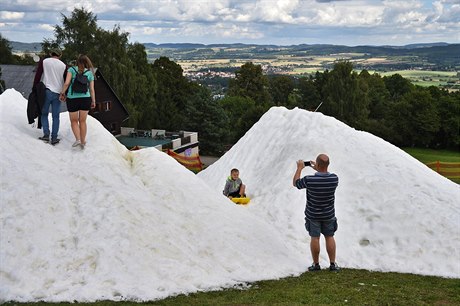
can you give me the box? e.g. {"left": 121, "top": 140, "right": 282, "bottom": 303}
{"left": 95, "top": 69, "right": 129, "bottom": 117}
{"left": 0, "top": 65, "right": 36, "bottom": 98}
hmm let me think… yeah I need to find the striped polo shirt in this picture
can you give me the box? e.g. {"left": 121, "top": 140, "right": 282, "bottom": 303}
{"left": 295, "top": 172, "right": 339, "bottom": 221}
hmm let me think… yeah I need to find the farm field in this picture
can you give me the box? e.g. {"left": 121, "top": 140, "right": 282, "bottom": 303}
{"left": 377, "top": 70, "right": 459, "bottom": 87}
{"left": 146, "top": 45, "right": 459, "bottom": 89}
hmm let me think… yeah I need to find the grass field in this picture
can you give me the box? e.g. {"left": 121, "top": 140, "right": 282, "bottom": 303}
{"left": 402, "top": 147, "right": 460, "bottom": 163}
{"left": 377, "top": 70, "right": 458, "bottom": 87}
{"left": 153, "top": 270, "right": 459, "bottom": 306}
{"left": 7, "top": 269, "right": 459, "bottom": 305}
{"left": 402, "top": 147, "right": 460, "bottom": 183}
{"left": 379, "top": 70, "right": 457, "bottom": 78}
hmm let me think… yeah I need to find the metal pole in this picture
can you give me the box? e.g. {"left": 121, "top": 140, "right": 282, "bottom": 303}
{"left": 314, "top": 101, "right": 323, "bottom": 112}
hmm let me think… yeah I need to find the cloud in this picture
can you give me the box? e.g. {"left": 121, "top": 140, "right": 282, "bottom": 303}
{"left": 38, "top": 24, "right": 55, "bottom": 31}
{"left": 315, "top": 0, "right": 349, "bottom": 2}
{"left": 431, "top": 1, "right": 460, "bottom": 23}
{"left": 0, "top": 11, "right": 25, "bottom": 20}
{"left": 0, "top": 0, "right": 459, "bottom": 45}
{"left": 307, "top": 2, "right": 384, "bottom": 26}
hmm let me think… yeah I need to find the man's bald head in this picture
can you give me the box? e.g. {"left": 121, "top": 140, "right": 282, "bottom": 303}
{"left": 316, "top": 154, "right": 330, "bottom": 171}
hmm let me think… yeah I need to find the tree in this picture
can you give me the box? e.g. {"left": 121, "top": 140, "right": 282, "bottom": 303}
{"left": 0, "top": 33, "right": 34, "bottom": 65}
{"left": 269, "top": 75, "right": 294, "bottom": 106}
{"left": 45, "top": 8, "right": 158, "bottom": 130}
{"left": 0, "top": 33, "right": 15, "bottom": 64}
{"left": 228, "top": 62, "right": 271, "bottom": 107}
{"left": 295, "top": 76, "right": 321, "bottom": 111}
{"left": 383, "top": 74, "right": 414, "bottom": 102}
{"left": 219, "top": 96, "right": 256, "bottom": 143}
{"left": 433, "top": 90, "right": 460, "bottom": 149}
{"left": 359, "top": 70, "right": 391, "bottom": 120}
{"left": 358, "top": 70, "right": 393, "bottom": 139}
{"left": 321, "top": 61, "right": 369, "bottom": 128}
{"left": 0, "top": 66, "right": 4, "bottom": 92}
{"left": 183, "top": 84, "right": 229, "bottom": 155}
{"left": 51, "top": 8, "right": 98, "bottom": 61}
{"left": 388, "top": 88, "right": 440, "bottom": 147}
{"left": 152, "top": 56, "right": 190, "bottom": 130}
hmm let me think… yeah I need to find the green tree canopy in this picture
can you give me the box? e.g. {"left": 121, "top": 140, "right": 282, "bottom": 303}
{"left": 388, "top": 88, "right": 440, "bottom": 147}
{"left": 219, "top": 95, "right": 256, "bottom": 143}
{"left": 0, "top": 33, "right": 15, "bottom": 64}
{"left": 321, "top": 61, "right": 369, "bottom": 128}
{"left": 50, "top": 8, "right": 98, "bottom": 61}
{"left": 183, "top": 84, "right": 229, "bottom": 155}
{"left": 44, "top": 8, "right": 158, "bottom": 129}
{"left": 269, "top": 75, "right": 294, "bottom": 106}
{"left": 228, "top": 62, "right": 271, "bottom": 107}
{"left": 152, "top": 56, "right": 191, "bottom": 130}
{"left": 295, "top": 76, "right": 321, "bottom": 111}
{"left": 383, "top": 73, "right": 414, "bottom": 102}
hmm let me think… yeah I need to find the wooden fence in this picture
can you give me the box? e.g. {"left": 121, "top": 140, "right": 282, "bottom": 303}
{"left": 425, "top": 161, "right": 460, "bottom": 179}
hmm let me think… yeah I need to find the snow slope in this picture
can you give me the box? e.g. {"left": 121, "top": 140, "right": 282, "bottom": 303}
{"left": 198, "top": 106, "right": 460, "bottom": 278}
{"left": 0, "top": 89, "right": 304, "bottom": 302}
{"left": 0, "top": 89, "right": 459, "bottom": 302}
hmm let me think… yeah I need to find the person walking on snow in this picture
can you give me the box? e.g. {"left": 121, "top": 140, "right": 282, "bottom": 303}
{"left": 60, "top": 54, "right": 96, "bottom": 149}
{"left": 293, "top": 154, "right": 340, "bottom": 272}
{"left": 34, "top": 48, "right": 66, "bottom": 145}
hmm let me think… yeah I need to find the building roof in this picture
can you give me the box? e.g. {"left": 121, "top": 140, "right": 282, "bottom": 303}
{"left": 0, "top": 65, "right": 36, "bottom": 98}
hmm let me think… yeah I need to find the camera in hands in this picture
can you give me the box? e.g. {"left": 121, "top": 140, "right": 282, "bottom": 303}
{"left": 304, "top": 161, "right": 312, "bottom": 167}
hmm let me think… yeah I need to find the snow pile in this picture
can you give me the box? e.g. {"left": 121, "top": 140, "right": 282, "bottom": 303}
{"left": 0, "top": 88, "right": 459, "bottom": 302}
{"left": 199, "top": 106, "right": 460, "bottom": 277}
{"left": 0, "top": 89, "right": 304, "bottom": 302}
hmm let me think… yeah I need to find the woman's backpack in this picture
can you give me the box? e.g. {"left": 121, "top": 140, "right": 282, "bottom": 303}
{"left": 72, "top": 67, "right": 89, "bottom": 94}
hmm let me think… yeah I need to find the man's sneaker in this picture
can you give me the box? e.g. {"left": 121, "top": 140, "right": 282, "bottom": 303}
{"left": 39, "top": 135, "right": 50, "bottom": 142}
{"left": 329, "top": 263, "right": 341, "bottom": 272}
{"left": 50, "top": 138, "right": 60, "bottom": 145}
{"left": 72, "top": 140, "right": 81, "bottom": 147}
{"left": 308, "top": 263, "right": 321, "bottom": 271}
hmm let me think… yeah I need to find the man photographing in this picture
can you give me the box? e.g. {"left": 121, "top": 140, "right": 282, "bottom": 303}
{"left": 293, "top": 154, "right": 340, "bottom": 272}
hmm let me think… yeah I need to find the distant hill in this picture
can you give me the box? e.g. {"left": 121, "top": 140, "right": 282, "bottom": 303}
{"left": 10, "top": 41, "right": 459, "bottom": 67}
{"left": 10, "top": 41, "right": 42, "bottom": 53}
{"left": 142, "top": 42, "right": 453, "bottom": 50}
{"left": 14, "top": 41, "right": 454, "bottom": 52}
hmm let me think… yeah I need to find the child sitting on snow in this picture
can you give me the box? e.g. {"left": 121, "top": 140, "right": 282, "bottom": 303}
{"left": 223, "top": 168, "right": 246, "bottom": 198}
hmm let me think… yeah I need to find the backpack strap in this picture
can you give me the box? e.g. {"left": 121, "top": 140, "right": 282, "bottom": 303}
{"left": 72, "top": 66, "right": 89, "bottom": 75}
{"left": 71, "top": 67, "right": 77, "bottom": 94}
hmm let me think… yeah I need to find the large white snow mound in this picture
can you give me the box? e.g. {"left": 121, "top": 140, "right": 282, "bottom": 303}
{"left": 198, "top": 106, "right": 460, "bottom": 278}
{"left": 0, "top": 89, "right": 306, "bottom": 302}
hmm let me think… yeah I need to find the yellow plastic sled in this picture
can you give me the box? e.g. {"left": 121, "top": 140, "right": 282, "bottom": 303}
{"left": 231, "top": 197, "right": 251, "bottom": 205}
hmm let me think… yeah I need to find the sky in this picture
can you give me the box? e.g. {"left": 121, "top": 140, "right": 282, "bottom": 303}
{"left": 0, "top": 88, "right": 459, "bottom": 302}
{"left": 1, "top": 0, "right": 459, "bottom": 46}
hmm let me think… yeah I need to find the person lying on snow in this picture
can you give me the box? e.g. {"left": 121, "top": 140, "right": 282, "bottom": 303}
{"left": 223, "top": 168, "right": 246, "bottom": 199}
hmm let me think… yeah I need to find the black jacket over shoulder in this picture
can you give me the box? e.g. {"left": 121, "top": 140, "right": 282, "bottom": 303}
{"left": 27, "top": 82, "right": 46, "bottom": 128}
